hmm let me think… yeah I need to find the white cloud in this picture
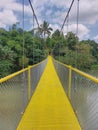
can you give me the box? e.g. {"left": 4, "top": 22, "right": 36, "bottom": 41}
{"left": 0, "top": 9, "right": 18, "bottom": 27}
{"left": 0, "top": 0, "right": 98, "bottom": 41}
{"left": 0, "top": 22, "right": 6, "bottom": 28}
{"left": 0, "top": 0, "right": 19, "bottom": 28}
{"left": 49, "top": 0, "right": 70, "bottom": 8}
{"left": 51, "top": 24, "right": 60, "bottom": 32}
{"left": 27, "top": 0, "right": 94, "bottom": 40}
{"left": 94, "top": 35, "right": 98, "bottom": 41}
{"left": 0, "top": 0, "right": 33, "bottom": 28}
{"left": 0, "top": 0, "right": 32, "bottom": 14}
{"left": 46, "top": 10, "right": 52, "bottom": 16}
{"left": 63, "top": 24, "right": 90, "bottom": 40}
{"left": 39, "top": 0, "right": 98, "bottom": 25}
{"left": 69, "top": 0, "right": 98, "bottom": 25}
{"left": 33, "top": 0, "right": 98, "bottom": 27}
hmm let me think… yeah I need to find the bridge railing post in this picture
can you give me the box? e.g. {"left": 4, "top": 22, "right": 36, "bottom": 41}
{"left": 28, "top": 66, "right": 31, "bottom": 100}
{"left": 68, "top": 66, "right": 72, "bottom": 99}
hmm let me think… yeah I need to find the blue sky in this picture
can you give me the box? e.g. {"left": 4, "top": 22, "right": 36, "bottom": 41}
{"left": 0, "top": 0, "right": 98, "bottom": 42}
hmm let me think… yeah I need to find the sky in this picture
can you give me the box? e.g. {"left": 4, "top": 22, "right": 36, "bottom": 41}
{"left": 0, "top": 0, "right": 98, "bottom": 42}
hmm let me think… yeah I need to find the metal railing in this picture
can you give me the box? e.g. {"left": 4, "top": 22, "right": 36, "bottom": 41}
{"left": 0, "top": 58, "right": 47, "bottom": 130}
{"left": 53, "top": 58, "right": 98, "bottom": 130}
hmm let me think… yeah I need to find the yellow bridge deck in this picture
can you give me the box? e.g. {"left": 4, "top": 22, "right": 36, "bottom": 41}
{"left": 17, "top": 56, "right": 81, "bottom": 130}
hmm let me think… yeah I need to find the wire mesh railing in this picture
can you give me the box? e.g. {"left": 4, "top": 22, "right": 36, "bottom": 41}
{"left": 29, "top": 59, "right": 47, "bottom": 99}
{"left": 53, "top": 58, "right": 98, "bottom": 130}
{"left": 0, "top": 58, "right": 47, "bottom": 130}
{"left": 53, "top": 61, "right": 69, "bottom": 95}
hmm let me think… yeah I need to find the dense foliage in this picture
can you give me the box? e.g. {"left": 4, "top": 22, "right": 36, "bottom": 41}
{"left": 0, "top": 24, "right": 48, "bottom": 78}
{"left": 53, "top": 31, "right": 98, "bottom": 71}
{"left": 0, "top": 22, "right": 98, "bottom": 78}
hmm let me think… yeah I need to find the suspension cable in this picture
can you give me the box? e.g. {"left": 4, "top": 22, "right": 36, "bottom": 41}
{"left": 75, "top": 0, "right": 80, "bottom": 69}
{"left": 67, "top": 14, "right": 69, "bottom": 34}
{"left": 61, "top": 0, "right": 75, "bottom": 32}
{"left": 28, "top": 0, "right": 41, "bottom": 64}
{"left": 76, "top": 0, "right": 80, "bottom": 36}
{"left": 22, "top": 0, "right": 25, "bottom": 69}
{"left": 28, "top": 0, "right": 39, "bottom": 28}
{"left": 74, "top": 0, "right": 80, "bottom": 98}
{"left": 21, "top": 0, "right": 25, "bottom": 114}
{"left": 33, "top": 12, "right": 35, "bottom": 64}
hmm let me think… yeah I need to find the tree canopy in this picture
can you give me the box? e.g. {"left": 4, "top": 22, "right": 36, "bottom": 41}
{"left": 0, "top": 21, "right": 98, "bottom": 78}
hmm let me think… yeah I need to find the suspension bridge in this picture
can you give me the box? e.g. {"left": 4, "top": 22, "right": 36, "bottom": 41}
{"left": 0, "top": 0, "right": 98, "bottom": 130}
{"left": 17, "top": 56, "right": 81, "bottom": 130}
{"left": 0, "top": 55, "right": 98, "bottom": 130}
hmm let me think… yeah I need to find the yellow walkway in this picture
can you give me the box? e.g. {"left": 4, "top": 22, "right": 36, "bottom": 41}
{"left": 17, "top": 56, "right": 81, "bottom": 130}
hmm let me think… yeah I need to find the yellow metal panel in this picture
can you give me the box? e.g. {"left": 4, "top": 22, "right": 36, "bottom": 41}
{"left": 17, "top": 56, "right": 81, "bottom": 130}
{"left": 28, "top": 66, "right": 31, "bottom": 100}
{"left": 68, "top": 66, "right": 72, "bottom": 99}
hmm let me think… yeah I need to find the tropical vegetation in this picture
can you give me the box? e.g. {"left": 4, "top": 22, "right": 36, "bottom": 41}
{"left": 0, "top": 21, "right": 98, "bottom": 78}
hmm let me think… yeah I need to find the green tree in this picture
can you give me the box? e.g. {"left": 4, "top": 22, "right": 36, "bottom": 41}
{"left": 66, "top": 32, "right": 78, "bottom": 50}
{"left": 39, "top": 21, "right": 53, "bottom": 38}
{"left": 59, "top": 43, "right": 96, "bottom": 70}
{"left": 0, "top": 45, "right": 16, "bottom": 78}
{"left": 81, "top": 40, "right": 98, "bottom": 62}
{"left": 38, "top": 21, "right": 53, "bottom": 49}
{"left": 52, "top": 29, "right": 61, "bottom": 40}
{"left": 76, "top": 43, "right": 96, "bottom": 69}
{"left": 52, "top": 30, "right": 66, "bottom": 56}
{"left": 0, "top": 28, "right": 9, "bottom": 46}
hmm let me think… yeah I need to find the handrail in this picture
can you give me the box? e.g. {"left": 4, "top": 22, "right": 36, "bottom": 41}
{"left": 0, "top": 68, "right": 28, "bottom": 83}
{"left": 53, "top": 57, "right": 98, "bottom": 83}
{"left": 0, "top": 58, "right": 47, "bottom": 83}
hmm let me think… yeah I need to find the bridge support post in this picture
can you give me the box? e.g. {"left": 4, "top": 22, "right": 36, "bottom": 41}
{"left": 28, "top": 66, "right": 31, "bottom": 100}
{"left": 68, "top": 66, "right": 72, "bottom": 99}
